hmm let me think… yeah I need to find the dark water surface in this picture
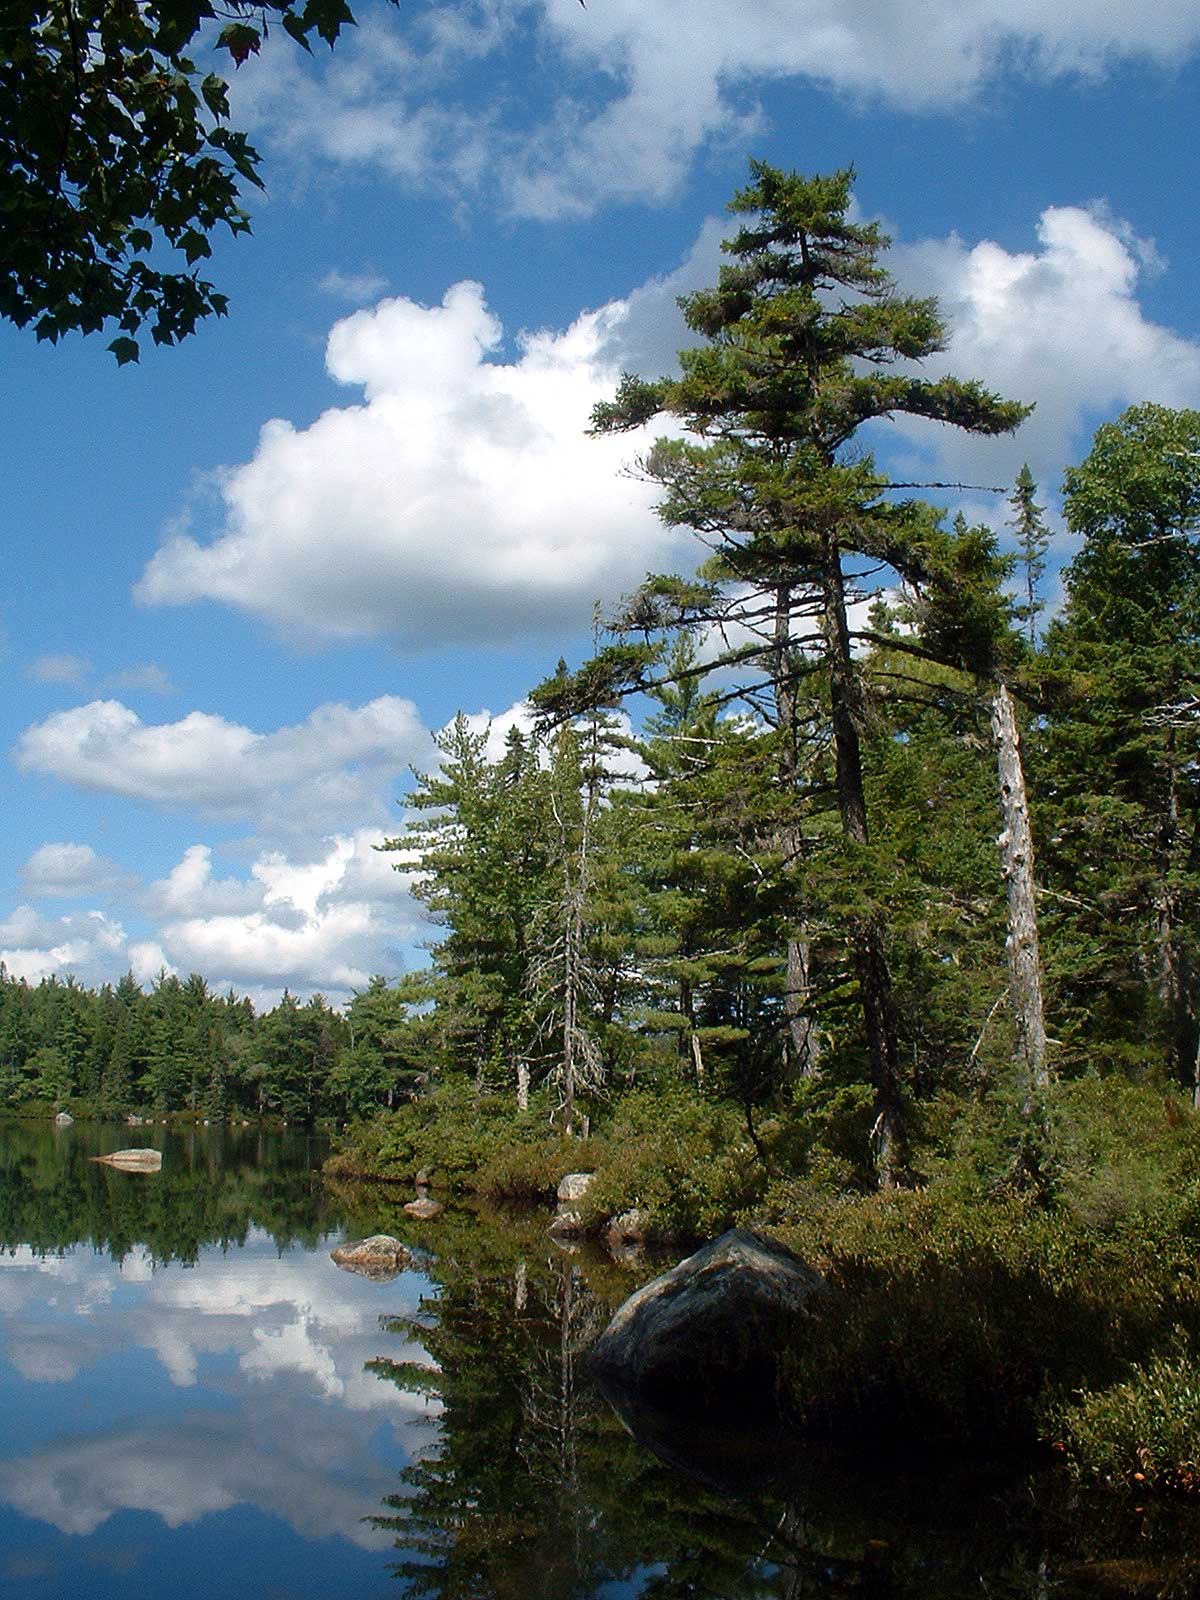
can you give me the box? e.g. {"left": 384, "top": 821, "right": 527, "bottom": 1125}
{"left": 2, "top": 1120, "right": 1199, "bottom": 1600}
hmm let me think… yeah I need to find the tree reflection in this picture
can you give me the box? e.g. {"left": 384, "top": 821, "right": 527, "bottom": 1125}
{"left": 367, "top": 1214, "right": 1200, "bottom": 1600}
{"left": 0, "top": 1119, "right": 337, "bottom": 1262}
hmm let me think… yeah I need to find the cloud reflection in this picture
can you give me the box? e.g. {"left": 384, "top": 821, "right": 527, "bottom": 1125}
{"left": 0, "top": 1238, "right": 438, "bottom": 1548}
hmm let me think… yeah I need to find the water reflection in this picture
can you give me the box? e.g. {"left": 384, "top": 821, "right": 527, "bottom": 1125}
{"left": 4, "top": 1122, "right": 1200, "bottom": 1600}
{"left": 354, "top": 1195, "right": 1200, "bottom": 1600}
{"left": 0, "top": 1121, "right": 438, "bottom": 1598}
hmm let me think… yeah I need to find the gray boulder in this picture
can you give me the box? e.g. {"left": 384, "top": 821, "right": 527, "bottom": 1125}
{"left": 53, "top": 1111, "right": 73, "bottom": 1126}
{"left": 404, "top": 1196, "right": 444, "bottom": 1219}
{"left": 330, "top": 1235, "right": 412, "bottom": 1281}
{"left": 589, "top": 1228, "right": 828, "bottom": 1413}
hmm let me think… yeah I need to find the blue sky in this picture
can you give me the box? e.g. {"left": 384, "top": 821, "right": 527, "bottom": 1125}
{"left": 4, "top": 0, "right": 1200, "bottom": 1006}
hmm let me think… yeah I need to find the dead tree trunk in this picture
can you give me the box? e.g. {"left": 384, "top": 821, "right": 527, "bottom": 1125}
{"left": 991, "top": 681, "right": 1049, "bottom": 1095}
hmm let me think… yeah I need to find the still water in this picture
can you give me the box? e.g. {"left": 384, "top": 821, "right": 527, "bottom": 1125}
{"left": 1, "top": 1120, "right": 1198, "bottom": 1600}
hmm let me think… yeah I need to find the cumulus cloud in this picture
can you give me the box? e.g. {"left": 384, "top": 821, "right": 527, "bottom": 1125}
{"left": 0, "top": 906, "right": 126, "bottom": 985}
{"left": 20, "top": 842, "right": 134, "bottom": 899}
{"left": 135, "top": 281, "right": 678, "bottom": 646}
{"left": 14, "top": 695, "right": 433, "bottom": 829}
{"left": 231, "top": 1, "right": 1200, "bottom": 217}
{"left": 132, "top": 196, "right": 1200, "bottom": 656}
{"left": 155, "top": 832, "right": 421, "bottom": 992}
{"left": 882, "top": 203, "right": 1200, "bottom": 516}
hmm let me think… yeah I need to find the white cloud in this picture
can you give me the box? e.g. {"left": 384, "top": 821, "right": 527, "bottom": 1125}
{"left": 232, "top": 1, "right": 1200, "bottom": 217}
{"left": 14, "top": 695, "right": 433, "bottom": 828}
{"left": 883, "top": 203, "right": 1200, "bottom": 507}
{"left": 20, "top": 842, "right": 133, "bottom": 899}
{"left": 134, "top": 281, "right": 678, "bottom": 646}
{"left": 27, "top": 652, "right": 91, "bottom": 686}
{"left": 0, "top": 907, "right": 126, "bottom": 985}
{"left": 105, "top": 662, "right": 175, "bottom": 695}
{"left": 318, "top": 267, "right": 390, "bottom": 303}
{"left": 144, "top": 845, "right": 262, "bottom": 918}
{"left": 150, "top": 832, "right": 423, "bottom": 994}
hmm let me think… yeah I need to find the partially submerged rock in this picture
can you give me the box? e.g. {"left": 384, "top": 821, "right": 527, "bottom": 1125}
{"left": 604, "top": 1209, "right": 648, "bottom": 1246}
{"left": 557, "top": 1172, "right": 595, "bottom": 1204}
{"left": 590, "top": 1227, "right": 828, "bottom": 1414}
{"left": 330, "top": 1235, "right": 412, "bottom": 1281}
{"left": 125, "top": 1113, "right": 144, "bottom": 1127}
{"left": 404, "top": 1196, "right": 444, "bottom": 1219}
{"left": 53, "top": 1111, "right": 73, "bottom": 1126}
{"left": 549, "top": 1171, "right": 595, "bottom": 1238}
{"left": 92, "top": 1148, "right": 162, "bottom": 1172}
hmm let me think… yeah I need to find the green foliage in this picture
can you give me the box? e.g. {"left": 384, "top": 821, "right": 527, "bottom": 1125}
{"left": 0, "top": 0, "right": 393, "bottom": 357}
{"left": 579, "top": 1086, "right": 765, "bottom": 1237}
{"left": 1058, "top": 1350, "right": 1200, "bottom": 1496}
{"left": 327, "top": 1077, "right": 554, "bottom": 1188}
{"left": 473, "top": 1132, "right": 601, "bottom": 1203}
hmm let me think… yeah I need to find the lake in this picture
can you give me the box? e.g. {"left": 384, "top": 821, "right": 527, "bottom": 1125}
{"left": 1, "top": 1119, "right": 1198, "bottom": 1599}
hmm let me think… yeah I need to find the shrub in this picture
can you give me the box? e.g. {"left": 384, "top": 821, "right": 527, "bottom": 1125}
{"left": 474, "top": 1135, "right": 601, "bottom": 1203}
{"left": 580, "top": 1086, "right": 766, "bottom": 1238}
{"left": 1057, "top": 1351, "right": 1200, "bottom": 1496}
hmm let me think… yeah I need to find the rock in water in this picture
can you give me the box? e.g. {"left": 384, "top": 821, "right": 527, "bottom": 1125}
{"left": 53, "top": 1111, "right": 73, "bottom": 1125}
{"left": 549, "top": 1171, "right": 595, "bottom": 1238}
{"left": 557, "top": 1172, "right": 595, "bottom": 1204}
{"left": 589, "top": 1228, "right": 828, "bottom": 1413}
{"left": 92, "top": 1148, "right": 163, "bottom": 1171}
{"left": 330, "top": 1235, "right": 413, "bottom": 1281}
{"left": 404, "top": 1196, "right": 444, "bottom": 1219}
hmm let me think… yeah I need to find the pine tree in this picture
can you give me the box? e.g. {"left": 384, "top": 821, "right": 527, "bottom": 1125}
{"left": 585, "top": 163, "right": 1028, "bottom": 1182}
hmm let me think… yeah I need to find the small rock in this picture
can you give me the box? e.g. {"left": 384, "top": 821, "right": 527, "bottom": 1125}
{"left": 330, "top": 1235, "right": 412, "bottom": 1281}
{"left": 557, "top": 1172, "right": 594, "bottom": 1204}
{"left": 604, "top": 1209, "right": 648, "bottom": 1246}
{"left": 92, "top": 1148, "right": 163, "bottom": 1172}
{"left": 549, "top": 1211, "right": 586, "bottom": 1238}
{"left": 404, "top": 1196, "right": 444, "bottom": 1219}
{"left": 414, "top": 1169, "right": 430, "bottom": 1187}
{"left": 53, "top": 1111, "right": 73, "bottom": 1126}
{"left": 125, "top": 1114, "right": 144, "bottom": 1127}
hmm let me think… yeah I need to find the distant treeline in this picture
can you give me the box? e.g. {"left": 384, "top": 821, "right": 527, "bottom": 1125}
{"left": 0, "top": 966, "right": 429, "bottom": 1123}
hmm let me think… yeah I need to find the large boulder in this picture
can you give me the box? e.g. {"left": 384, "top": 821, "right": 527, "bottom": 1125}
{"left": 404, "top": 1196, "right": 444, "bottom": 1219}
{"left": 53, "top": 1111, "right": 73, "bottom": 1126}
{"left": 589, "top": 1228, "right": 828, "bottom": 1414}
{"left": 330, "top": 1235, "right": 412, "bottom": 1281}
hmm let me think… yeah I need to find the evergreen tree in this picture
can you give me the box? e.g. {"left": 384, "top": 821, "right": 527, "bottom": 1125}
{"left": 1009, "top": 464, "right": 1051, "bottom": 647}
{"left": 581, "top": 162, "right": 1028, "bottom": 1181}
{"left": 1039, "top": 404, "right": 1200, "bottom": 1093}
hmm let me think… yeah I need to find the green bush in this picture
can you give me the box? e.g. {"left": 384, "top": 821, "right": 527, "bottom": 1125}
{"left": 474, "top": 1134, "right": 601, "bottom": 1202}
{"left": 1057, "top": 1351, "right": 1200, "bottom": 1496}
{"left": 579, "top": 1086, "right": 766, "bottom": 1238}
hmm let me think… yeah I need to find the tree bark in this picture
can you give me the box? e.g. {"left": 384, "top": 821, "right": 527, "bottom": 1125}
{"left": 991, "top": 682, "right": 1049, "bottom": 1096}
{"left": 820, "top": 541, "right": 905, "bottom": 1184}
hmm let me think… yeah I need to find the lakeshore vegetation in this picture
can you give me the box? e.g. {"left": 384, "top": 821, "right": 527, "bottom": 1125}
{"left": 7, "top": 164, "right": 1200, "bottom": 1496}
